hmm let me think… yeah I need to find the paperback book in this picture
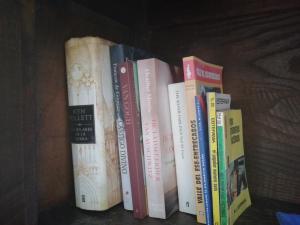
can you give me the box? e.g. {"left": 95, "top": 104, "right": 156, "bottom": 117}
{"left": 110, "top": 44, "right": 153, "bottom": 210}
{"left": 217, "top": 110, "right": 251, "bottom": 225}
{"left": 183, "top": 56, "right": 223, "bottom": 223}
{"left": 138, "top": 58, "right": 179, "bottom": 219}
{"left": 206, "top": 92, "right": 231, "bottom": 225}
{"left": 194, "top": 95, "right": 212, "bottom": 225}
{"left": 119, "top": 60, "right": 147, "bottom": 218}
{"left": 168, "top": 82, "right": 196, "bottom": 215}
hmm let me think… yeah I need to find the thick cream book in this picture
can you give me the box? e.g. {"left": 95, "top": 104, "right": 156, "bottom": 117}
{"left": 65, "top": 37, "right": 122, "bottom": 211}
{"left": 138, "top": 58, "right": 179, "bottom": 219}
{"left": 168, "top": 82, "right": 196, "bottom": 215}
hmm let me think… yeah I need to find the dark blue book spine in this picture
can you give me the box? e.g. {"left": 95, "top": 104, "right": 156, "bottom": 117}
{"left": 110, "top": 45, "right": 125, "bottom": 118}
{"left": 110, "top": 44, "right": 154, "bottom": 129}
{"left": 110, "top": 44, "right": 153, "bottom": 139}
{"left": 195, "top": 96, "right": 213, "bottom": 225}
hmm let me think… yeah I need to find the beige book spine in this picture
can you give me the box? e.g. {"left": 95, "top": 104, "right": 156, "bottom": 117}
{"left": 65, "top": 37, "right": 121, "bottom": 211}
{"left": 183, "top": 56, "right": 223, "bottom": 223}
{"left": 185, "top": 79, "right": 206, "bottom": 223}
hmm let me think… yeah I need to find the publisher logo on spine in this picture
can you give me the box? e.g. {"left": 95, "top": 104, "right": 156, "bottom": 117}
{"left": 186, "top": 64, "right": 192, "bottom": 80}
{"left": 120, "top": 66, "right": 127, "bottom": 74}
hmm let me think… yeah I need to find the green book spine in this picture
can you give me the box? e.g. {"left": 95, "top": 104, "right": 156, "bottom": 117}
{"left": 133, "top": 62, "right": 141, "bottom": 110}
{"left": 217, "top": 111, "right": 229, "bottom": 225}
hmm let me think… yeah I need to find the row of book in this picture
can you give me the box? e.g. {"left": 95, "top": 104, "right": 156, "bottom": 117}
{"left": 65, "top": 36, "right": 251, "bottom": 225}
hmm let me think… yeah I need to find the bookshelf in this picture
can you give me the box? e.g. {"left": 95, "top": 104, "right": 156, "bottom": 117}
{"left": 1, "top": 0, "right": 300, "bottom": 225}
{"left": 150, "top": 7, "right": 300, "bottom": 205}
{"left": 39, "top": 197, "right": 300, "bottom": 225}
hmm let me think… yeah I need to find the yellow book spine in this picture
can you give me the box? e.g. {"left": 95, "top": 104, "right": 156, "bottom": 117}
{"left": 227, "top": 110, "right": 251, "bottom": 225}
{"left": 207, "top": 92, "right": 221, "bottom": 225}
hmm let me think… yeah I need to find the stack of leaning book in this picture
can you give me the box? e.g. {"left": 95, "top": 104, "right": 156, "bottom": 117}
{"left": 65, "top": 36, "right": 251, "bottom": 224}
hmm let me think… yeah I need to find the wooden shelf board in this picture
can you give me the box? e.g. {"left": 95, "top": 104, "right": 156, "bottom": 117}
{"left": 39, "top": 196, "right": 300, "bottom": 225}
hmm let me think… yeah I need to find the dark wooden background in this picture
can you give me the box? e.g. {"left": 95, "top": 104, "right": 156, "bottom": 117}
{"left": 2, "top": 0, "right": 300, "bottom": 224}
{"left": 150, "top": 8, "right": 300, "bottom": 204}
{"left": 35, "top": 0, "right": 133, "bottom": 211}
{"left": 0, "top": 0, "right": 37, "bottom": 225}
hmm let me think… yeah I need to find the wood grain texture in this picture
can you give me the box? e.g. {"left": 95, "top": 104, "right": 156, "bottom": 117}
{"left": 36, "top": 0, "right": 131, "bottom": 210}
{"left": 0, "top": 0, "right": 38, "bottom": 224}
{"left": 38, "top": 196, "right": 300, "bottom": 225}
{"left": 0, "top": 1, "right": 25, "bottom": 225}
{"left": 150, "top": 8, "right": 300, "bottom": 204}
{"left": 146, "top": 0, "right": 300, "bottom": 28}
{"left": 21, "top": 0, "right": 38, "bottom": 224}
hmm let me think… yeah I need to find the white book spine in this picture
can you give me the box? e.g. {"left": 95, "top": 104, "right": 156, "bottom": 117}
{"left": 115, "top": 118, "right": 133, "bottom": 210}
{"left": 111, "top": 60, "right": 133, "bottom": 210}
{"left": 65, "top": 37, "right": 122, "bottom": 211}
{"left": 168, "top": 82, "right": 196, "bottom": 215}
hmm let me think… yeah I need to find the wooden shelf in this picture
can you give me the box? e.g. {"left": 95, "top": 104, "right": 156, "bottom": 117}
{"left": 38, "top": 197, "right": 300, "bottom": 225}
{"left": 2, "top": 1, "right": 300, "bottom": 225}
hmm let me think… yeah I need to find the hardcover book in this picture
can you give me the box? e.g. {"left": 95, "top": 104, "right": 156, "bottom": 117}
{"left": 206, "top": 92, "right": 231, "bottom": 225}
{"left": 138, "top": 58, "right": 179, "bottom": 219}
{"left": 183, "top": 56, "right": 223, "bottom": 223}
{"left": 217, "top": 110, "right": 251, "bottom": 225}
{"left": 65, "top": 37, "right": 122, "bottom": 210}
{"left": 195, "top": 95, "right": 213, "bottom": 225}
{"left": 168, "top": 82, "right": 196, "bottom": 215}
{"left": 119, "top": 61, "right": 147, "bottom": 218}
{"left": 110, "top": 44, "right": 153, "bottom": 210}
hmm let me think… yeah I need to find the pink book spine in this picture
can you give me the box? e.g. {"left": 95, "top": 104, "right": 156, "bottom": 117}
{"left": 119, "top": 61, "right": 147, "bottom": 219}
{"left": 183, "top": 56, "right": 223, "bottom": 84}
{"left": 138, "top": 59, "right": 166, "bottom": 219}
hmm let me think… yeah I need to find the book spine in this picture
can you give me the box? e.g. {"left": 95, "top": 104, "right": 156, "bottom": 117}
{"left": 227, "top": 110, "right": 251, "bottom": 225}
{"left": 207, "top": 92, "right": 221, "bottom": 225}
{"left": 155, "top": 60, "right": 178, "bottom": 219}
{"left": 183, "top": 60, "right": 206, "bottom": 223}
{"left": 217, "top": 111, "right": 229, "bottom": 225}
{"left": 110, "top": 46, "right": 133, "bottom": 210}
{"left": 65, "top": 37, "right": 122, "bottom": 211}
{"left": 168, "top": 83, "right": 196, "bottom": 215}
{"left": 133, "top": 62, "right": 148, "bottom": 210}
{"left": 119, "top": 62, "right": 147, "bottom": 218}
{"left": 195, "top": 96, "right": 213, "bottom": 225}
{"left": 138, "top": 59, "right": 165, "bottom": 219}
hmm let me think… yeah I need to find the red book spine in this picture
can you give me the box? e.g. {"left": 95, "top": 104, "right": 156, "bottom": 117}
{"left": 119, "top": 61, "right": 147, "bottom": 219}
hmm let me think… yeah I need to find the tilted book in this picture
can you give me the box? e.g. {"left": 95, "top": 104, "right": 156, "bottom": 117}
{"left": 217, "top": 110, "right": 251, "bottom": 225}
{"left": 195, "top": 95, "right": 213, "bottom": 225}
{"left": 138, "top": 58, "right": 179, "bottom": 219}
{"left": 168, "top": 82, "right": 196, "bottom": 215}
{"left": 110, "top": 44, "right": 153, "bottom": 210}
{"left": 217, "top": 111, "right": 229, "bottom": 225}
{"left": 119, "top": 61, "right": 147, "bottom": 218}
{"left": 65, "top": 37, "right": 122, "bottom": 210}
{"left": 206, "top": 92, "right": 231, "bottom": 225}
{"left": 183, "top": 56, "right": 223, "bottom": 223}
